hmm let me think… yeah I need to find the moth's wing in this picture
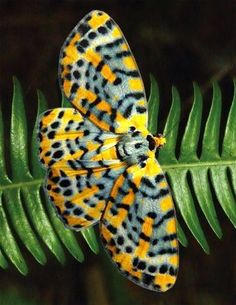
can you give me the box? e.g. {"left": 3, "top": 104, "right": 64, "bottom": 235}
{"left": 39, "top": 108, "right": 125, "bottom": 230}
{"left": 100, "top": 155, "right": 179, "bottom": 292}
{"left": 59, "top": 10, "right": 147, "bottom": 133}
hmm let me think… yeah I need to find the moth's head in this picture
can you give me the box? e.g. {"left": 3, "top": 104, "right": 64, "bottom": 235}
{"left": 147, "top": 134, "right": 166, "bottom": 151}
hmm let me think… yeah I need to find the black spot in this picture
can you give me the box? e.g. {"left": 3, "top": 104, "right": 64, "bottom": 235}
{"left": 104, "top": 54, "right": 111, "bottom": 60}
{"left": 148, "top": 251, "right": 155, "bottom": 257}
{"left": 65, "top": 73, "right": 71, "bottom": 81}
{"left": 85, "top": 14, "right": 92, "bottom": 21}
{"left": 63, "top": 189, "right": 73, "bottom": 196}
{"left": 162, "top": 233, "right": 177, "bottom": 242}
{"left": 71, "top": 83, "right": 79, "bottom": 94}
{"left": 169, "top": 266, "right": 177, "bottom": 276}
{"left": 85, "top": 214, "right": 94, "bottom": 221}
{"left": 106, "top": 20, "right": 112, "bottom": 29}
{"left": 85, "top": 82, "right": 90, "bottom": 89}
{"left": 158, "top": 248, "right": 178, "bottom": 255}
{"left": 98, "top": 26, "right": 108, "bottom": 34}
{"left": 65, "top": 201, "right": 73, "bottom": 209}
{"left": 154, "top": 209, "right": 175, "bottom": 229}
{"left": 125, "top": 246, "right": 133, "bottom": 253}
{"left": 93, "top": 75, "right": 98, "bottom": 81}
{"left": 81, "top": 98, "right": 87, "bottom": 107}
{"left": 123, "top": 104, "right": 133, "bottom": 118}
{"left": 113, "top": 77, "right": 122, "bottom": 86}
{"left": 52, "top": 150, "right": 63, "bottom": 159}
{"left": 52, "top": 142, "right": 61, "bottom": 148}
{"left": 53, "top": 187, "right": 61, "bottom": 193}
{"left": 142, "top": 177, "right": 155, "bottom": 188}
{"left": 133, "top": 257, "right": 139, "bottom": 267}
{"left": 148, "top": 265, "right": 157, "bottom": 273}
{"left": 88, "top": 31, "right": 97, "bottom": 39}
{"left": 117, "top": 236, "right": 124, "bottom": 245}
{"left": 77, "top": 59, "right": 84, "bottom": 67}
{"left": 147, "top": 212, "right": 157, "bottom": 219}
{"left": 96, "top": 60, "right": 105, "bottom": 72}
{"left": 58, "top": 111, "right": 64, "bottom": 119}
{"left": 78, "top": 23, "right": 90, "bottom": 36}
{"left": 83, "top": 129, "right": 90, "bottom": 136}
{"left": 159, "top": 264, "right": 168, "bottom": 274}
{"left": 77, "top": 45, "right": 85, "bottom": 53}
{"left": 74, "top": 207, "right": 83, "bottom": 216}
{"left": 142, "top": 273, "right": 154, "bottom": 285}
{"left": 116, "top": 51, "right": 131, "bottom": 58}
{"left": 51, "top": 121, "right": 59, "bottom": 129}
{"left": 136, "top": 106, "right": 146, "bottom": 113}
{"left": 73, "top": 70, "right": 81, "bottom": 79}
{"left": 80, "top": 39, "right": 89, "bottom": 48}
{"left": 45, "top": 151, "right": 51, "bottom": 157}
{"left": 152, "top": 238, "right": 158, "bottom": 246}
{"left": 95, "top": 45, "right": 101, "bottom": 52}
{"left": 97, "top": 183, "right": 105, "bottom": 190}
{"left": 43, "top": 110, "right": 52, "bottom": 116}
{"left": 135, "top": 143, "right": 142, "bottom": 149}
{"left": 106, "top": 224, "right": 117, "bottom": 234}
{"left": 155, "top": 174, "right": 165, "bottom": 183}
{"left": 59, "top": 179, "right": 71, "bottom": 187}
{"left": 47, "top": 184, "right": 52, "bottom": 190}
{"left": 48, "top": 131, "right": 55, "bottom": 139}
{"left": 137, "top": 261, "right": 146, "bottom": 270}
{"left": 139, "top": 232, "right": 150, "bottom": 242}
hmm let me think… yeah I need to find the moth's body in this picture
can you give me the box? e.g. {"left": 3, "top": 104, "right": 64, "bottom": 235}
{"left": 39, "top": 10, "right": 179, "bottom": 292}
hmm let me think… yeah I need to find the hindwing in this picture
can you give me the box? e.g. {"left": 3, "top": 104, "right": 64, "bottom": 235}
{"left": 100, "top": 155, "right": 179, "bottom": 292}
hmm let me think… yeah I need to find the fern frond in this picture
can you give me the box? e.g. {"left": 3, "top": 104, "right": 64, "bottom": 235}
{"left": 0, "top": 78, "right": 99, "bottom": 274}
{"left": 150, "top": 78, "right": 236, "bottom": 253}
{"left": 0, "top": 76, "right": 235, "bottom": 272}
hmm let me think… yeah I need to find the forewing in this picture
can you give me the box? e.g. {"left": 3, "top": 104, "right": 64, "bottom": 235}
{"left": 59, "top": 10, "right": 147, "bottom": 133}
{"left": 100, "top": 156, "right": 179, "bottom": 292}
{"left": 38, "top": 108, "right": 125, "bottom": 230}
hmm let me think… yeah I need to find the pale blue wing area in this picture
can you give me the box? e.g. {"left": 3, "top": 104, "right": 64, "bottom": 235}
{"left": 100, "top": 157, "right": 179, "bottom": 292}
{"left": 59, "top": 10, "right": 148, "bottom": 133}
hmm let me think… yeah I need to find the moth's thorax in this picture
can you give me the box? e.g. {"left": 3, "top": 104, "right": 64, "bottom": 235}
{"left": 116, "top": 131, "right": 160, "bottom": 165}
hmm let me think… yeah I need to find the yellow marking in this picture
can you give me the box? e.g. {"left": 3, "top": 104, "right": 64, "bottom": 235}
{"left": 128, "top": 79, "right": 143, "bottom": 91}
{"left": 136, "top": 217, "right": 154, "bottom": 258}
{"left": 159, "top": 181, "right": 167, "bottom": 188}
{"left": 123, "top": 56, "right": 136, "bottom": 69}
{"left": 171, "top": 239, "right": 178, "bottom": 248}
{"left": 64, "top": 44, "right": 79, "bottom": 60}
{"left": 100, "top": 64, "right": 116, "bottom": 82}
{"left": 121, "top": 43, "right": 128, "bottom": 51}
{"left": 88, "top": 12, "right": 109, "bottom": 29}
{"left": 96, "top": 100, "right": 112, "bottom": 112}
{"left": 169, "top": 255, "right": 179, "bottom": 266}
{"left": 63, "top": 79, "right": 73, "bottom": 97}
{"left": 160, "top": 196, "right": 173, "bottom": 212}
{"left": 112, "top": 26, "right": 121, "bottom": 38}
{"left": 86, "top": 142, "right": 100, "bottom": 152}
{"left": 67, "top": 215, "right": 91, "bottom": 227}
{"left": 166, "top": 218, "right": 176, "bottom": 234}
{"left": 70, "top": 33, "right": 81, "bottom": 45}
{"left": 84, "top": 49, "right": 102, "bottom": 67}
{"left": 155, "top": 274, "right": 176, "bottom": 291}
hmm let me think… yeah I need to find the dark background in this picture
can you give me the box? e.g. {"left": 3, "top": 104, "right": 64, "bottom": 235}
{"left": 0, "top": 1, "right": 236, "bottom": 304}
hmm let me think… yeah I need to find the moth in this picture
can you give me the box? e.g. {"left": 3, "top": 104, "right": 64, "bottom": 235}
{"left": 38, "top": 10, "right": 179, "bottom": 292}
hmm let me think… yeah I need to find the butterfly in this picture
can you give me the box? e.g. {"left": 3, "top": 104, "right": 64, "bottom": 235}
{"left": 38, "top": 10, "right": 179, "bottom": 292}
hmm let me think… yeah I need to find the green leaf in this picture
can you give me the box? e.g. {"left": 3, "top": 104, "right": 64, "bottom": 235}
{"left": 0, "top": 76, "right": 235, "bottom": 273}
{"left": 148, "top": 74, "right": 160, "bottom": 134}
